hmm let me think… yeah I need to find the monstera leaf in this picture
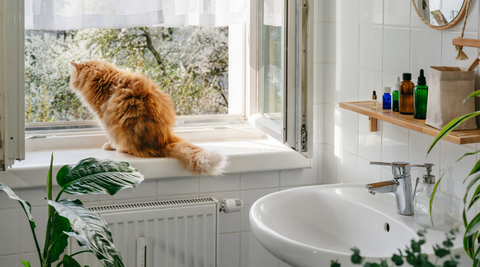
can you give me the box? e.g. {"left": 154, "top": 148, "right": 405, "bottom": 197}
{"left": 55, "top": 158, "right": 143, "bottom": 199}
{"left": 0, "top": 182, "right": 35, "bottom": 228}
{"left": 48, "top": 199, "right": 124, "bottom": 267}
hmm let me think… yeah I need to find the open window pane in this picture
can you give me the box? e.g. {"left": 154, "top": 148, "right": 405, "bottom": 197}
{"left": 262, "top": 24, "right": 283, "bottom": 124}
{"left": 24, "top": 26, "right": 234, "bottom": 124}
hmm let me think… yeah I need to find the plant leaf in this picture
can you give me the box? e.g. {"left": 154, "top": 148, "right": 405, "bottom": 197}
{"left": 427, "top": 111, "right": 480, "bottom": 154}
{"left": 468, "top": 184, "right": 480, "bottom": 211}
{"left": 20, "top": 260, "right": 31, "bottom": 267}
{"left": 50, "top": 212, "right": 71, "bottom": 262}
{"left": 56, "top": 158, "right": 143, "bottom": 197}
{"left": 468, "top": 159, "right": 480, "bottom": 177}
{"left": 48, "top": 199, "right": 124, "bottom": 267}
{"left": 62, "top": 255, "right": 81, "bottom": 267}
{"left": 464, "top": 90, "right": 480, "bottom": 103}
{"left": 463, "top": 232, "right": 476, "bottom": 259}
{"left": 0, "top": 182, "right": 35, "bottom": 229}
{"left": 465, "top": 212, "right": 480, "bottom": 236}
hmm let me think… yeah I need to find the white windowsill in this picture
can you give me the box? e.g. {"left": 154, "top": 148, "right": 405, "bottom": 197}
{"left": 2, "top": 135, "right": 311, "bottom": 189}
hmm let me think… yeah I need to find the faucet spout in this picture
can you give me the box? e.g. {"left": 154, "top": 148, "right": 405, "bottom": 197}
{"left": 366, "top": 180, "right": 398, "bottom": 195}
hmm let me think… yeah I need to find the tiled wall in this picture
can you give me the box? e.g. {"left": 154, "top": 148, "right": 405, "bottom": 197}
{"left": 0, "top": 1, "right": 326, "bottom": 266}
{"left": 323, "top": 0, "right": 480, "bottom": 222}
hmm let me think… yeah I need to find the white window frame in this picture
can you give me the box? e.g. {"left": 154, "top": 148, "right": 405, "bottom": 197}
{"left": 2, "top": 0, "right": 313, "bottom": 169}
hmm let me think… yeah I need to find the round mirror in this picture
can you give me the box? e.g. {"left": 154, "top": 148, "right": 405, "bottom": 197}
{"left": 412, "top": 0, "right": 468, "bottom": 29}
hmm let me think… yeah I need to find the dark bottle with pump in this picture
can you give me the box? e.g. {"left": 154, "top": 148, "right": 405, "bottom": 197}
{"left": 414, "top": 69, "right": 428, "bottom": 119}
{"left": 399, "top": 73, "right": 415, "bottom": 115}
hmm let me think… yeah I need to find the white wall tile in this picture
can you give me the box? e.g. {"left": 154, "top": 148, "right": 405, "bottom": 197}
{"left": 325, "top": 144, "right": 338, "bottom": 184}
{"left": 360, "top": 0, "right": 383, "bottom": 24}
{"left": 382, "top": 122, "right": 409, "bottom": 163}
{"left": 280, "top": 158, "right": 317, "bottom": 187}
{"left": 0, "top": 209, "right": 19, "bottom": 256}
{"left": 358, "top": 116, "right": 382, "bottom": 162}
{"left": 359, "top": 69, "right": 383, "bottom": 101}
{"left": 316, "top": 0, "right": 326, "bottom": 22}
{"left": 240, "top": 231, "right": 279, "bottom": 267}
{"left": 440, "top": 141, "right": 476, "bottom": 200}
{"left": 325, "top": 104, "right": 336, "bottom": 145}
{"left": 336, "top": 150, "right": 358, "bottom": 183}
{"left": 383, "top": 73, "right": 401, "bottom": 91}
{"left": 241, "top": 171, "right": 279, "bottom": 190}
{"left": 326, "top": 0, "right": 337, "bottom": 22}
{"left": 315, "top": 23, "right": 326, "bottom": 64}
{"left": 326, "top": 23, "right": 337, "bottom": 63}
{"left": 384, "top": 0, "right": 411, "bottom": 26}
{"left": 240, "top": 188, "right": 278, "bottom": 231}
{"left": 411, "top": 29, "right": 442, "bottom": 78}
{"left": 337, "top": 65, "right": 359, "bottom": 102}
{"left": 315, "top": 64, "right": 326, "bottom": 104}
{"left": 113, "top": 179, "right": 157, "bottom": 200}
{"left": 383, "top": 27, "right": 410, "bottom": 75}
{"left": 409, "top": 131, "right": 440, "bottom": 180}
{"left": 19, "top": 206, "right": 47, "bottom": 254}
{"left": 359, "top": 25, "right": 383, "bottom": 71}
{"left": 200, "top": 173, "right": 240, "bottom": 193}
{"left": 410, "top": 4, "right": 431, "bottom": 29}
{"left": 357, "top": 157, "right": 381, "bottom": 183}
{"left": 338, "top": 23, "right": 359, "bottom": 67}
{"left": 157, "top": 177, "right": 199, "bottom": 196}
{"left": 0, "top": 255, "right": 19, "bottom": 267}
{"left": 337, "top": 108, "right": 358, "bottom": 155}
{"left": 338, "top": 0, "right": 360, "bottom": 23}
{"left": 18, "top": 186, "right": 63, "bottom": 207}
{"left": 317, "top": 104, "right": 326, "bottom": 144}
{"left": 219, "top": 233, "right": 240, "bottom": 267}
{"left": 325, "top": 64, "right": 337, "bottom": 104}
{"left": 318, "top": 144, "right": 326, "bottom": 184}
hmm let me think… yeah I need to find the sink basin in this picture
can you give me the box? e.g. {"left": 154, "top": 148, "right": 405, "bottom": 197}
{"left": 249, "top": 184, "right": 471, "bottom": 267}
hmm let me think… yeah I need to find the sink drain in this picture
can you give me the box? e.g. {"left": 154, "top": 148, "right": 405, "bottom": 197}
{"left": 384, "top": 223, "right": 390, "bottom": 232}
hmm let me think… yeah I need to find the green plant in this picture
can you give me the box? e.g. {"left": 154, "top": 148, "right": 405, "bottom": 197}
{"left": 331, "top": 229, "right": 461, "bottom": 267}
{"left": 427, "top": 90, "right": 480, "bottom": 266}
{"left": 0, "top": 155, "right": 144, "bottom": 267}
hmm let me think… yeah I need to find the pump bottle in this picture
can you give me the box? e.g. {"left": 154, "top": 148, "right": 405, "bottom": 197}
{"left": 414, "top": 164, "right": 445, "bottom": 228}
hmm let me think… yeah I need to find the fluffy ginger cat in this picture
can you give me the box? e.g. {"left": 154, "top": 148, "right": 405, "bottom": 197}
{"left": 69, "top": 60, "right": 226, "bottom": 176}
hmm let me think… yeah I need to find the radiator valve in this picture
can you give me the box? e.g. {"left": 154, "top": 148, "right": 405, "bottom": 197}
{"left": 220, "top": 198, "right": 243, "bottom": 213}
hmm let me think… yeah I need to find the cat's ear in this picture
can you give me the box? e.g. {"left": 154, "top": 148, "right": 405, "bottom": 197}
{"left": 69, "top": 62, "right": 79, "bottom": 73}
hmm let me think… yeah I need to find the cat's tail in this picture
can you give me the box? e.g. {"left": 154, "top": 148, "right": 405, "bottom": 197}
{"left": 163, "top": 139, "right": 227, "bottom": 176}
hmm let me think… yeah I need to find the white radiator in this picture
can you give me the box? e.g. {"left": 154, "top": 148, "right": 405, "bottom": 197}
{"left": 70, "top": 197, "right": 220, "bottom": 267}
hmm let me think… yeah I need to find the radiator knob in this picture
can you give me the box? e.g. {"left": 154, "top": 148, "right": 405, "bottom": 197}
{"left": 220, "top": 198, "right": 243, "bottom": 213}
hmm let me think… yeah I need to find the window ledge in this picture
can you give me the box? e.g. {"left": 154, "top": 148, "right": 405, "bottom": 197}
{"left": 2, "top": 136, "right": 311, "bottom": 189}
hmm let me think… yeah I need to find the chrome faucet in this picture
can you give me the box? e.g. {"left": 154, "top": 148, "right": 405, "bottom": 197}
{"left": 367, "top": 162, "right": 417, "bottom": 216}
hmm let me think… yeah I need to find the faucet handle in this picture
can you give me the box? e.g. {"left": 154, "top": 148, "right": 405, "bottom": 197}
{"left": 370, "top": 161, "right": 411, "bottom": 178}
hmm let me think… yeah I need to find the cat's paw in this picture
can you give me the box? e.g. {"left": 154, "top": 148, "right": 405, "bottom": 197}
{"left": 102, "top": 142, "right": 116, "bottom": 150}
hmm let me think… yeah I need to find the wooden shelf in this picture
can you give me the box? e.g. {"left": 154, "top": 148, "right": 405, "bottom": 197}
{"left": 339, "top": 101, "right": 480, "bottom": 145}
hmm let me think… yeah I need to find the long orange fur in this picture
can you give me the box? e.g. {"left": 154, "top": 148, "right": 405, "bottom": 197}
{"left": 69, "top": 60, "right": 226, "bottom": 176}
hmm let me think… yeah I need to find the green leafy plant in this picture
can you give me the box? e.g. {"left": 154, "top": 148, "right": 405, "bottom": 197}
{"left": 331, "top": 229, "right": 461, "bottom": 267}
{"left": 427, "top": 90, "right": 480, "bottom": 266}
{"left": 0, "top": 155, "right": 144, "bottom": 267}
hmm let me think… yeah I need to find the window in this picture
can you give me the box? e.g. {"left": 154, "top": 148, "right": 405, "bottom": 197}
{"left": 0, "top": 0, "right": 313, "bottom": 169}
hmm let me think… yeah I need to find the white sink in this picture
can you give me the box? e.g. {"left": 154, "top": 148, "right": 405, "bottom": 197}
{"left": 249, "top": 184, "right": 471, "bottom": 267}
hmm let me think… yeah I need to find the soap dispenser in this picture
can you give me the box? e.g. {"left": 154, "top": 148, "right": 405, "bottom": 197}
{"left": 414, "top": 163, "right": 445, "bottom": 228}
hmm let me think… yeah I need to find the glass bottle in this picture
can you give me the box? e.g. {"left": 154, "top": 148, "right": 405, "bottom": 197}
{"left": 414, "top": 168, "right": 445, "bottom": 228}
{"left": 392, "top": 90, "right": 399, "bottom": 112}
{"left": 414, "top": 69, "right": 428, "bottom": 119}
{"left": 399, "top": 73, "right": 415, "bottom": 115}
{"left": 383, "top": 87, "right": 391, "bottom": 109}
{"left": 371, "top": 91, "right": 377, "bottom": 109}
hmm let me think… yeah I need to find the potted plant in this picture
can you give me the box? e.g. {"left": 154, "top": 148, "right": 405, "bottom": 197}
{"left": 0, "top": 154, "right": 144, "bottom": 267}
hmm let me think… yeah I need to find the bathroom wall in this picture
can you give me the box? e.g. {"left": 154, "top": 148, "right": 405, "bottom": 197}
{"left": 324, "top": 0, "right": 480, "bottom": 221}
{"left": 0, "top": 1, "right": 325, "bottom": 266}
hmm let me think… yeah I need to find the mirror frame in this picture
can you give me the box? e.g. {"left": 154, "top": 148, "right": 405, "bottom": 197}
{"left": 412, "top": 0, "right": 468, "bottom": 29}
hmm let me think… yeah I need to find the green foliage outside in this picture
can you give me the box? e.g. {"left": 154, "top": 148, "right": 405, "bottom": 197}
{"left": 25, "top": 26, "right": 229, "bottom": 123}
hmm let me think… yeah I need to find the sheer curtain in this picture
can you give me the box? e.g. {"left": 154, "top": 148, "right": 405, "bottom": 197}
{"left": 25, "top": 0, "right": 248, "bottom": 30}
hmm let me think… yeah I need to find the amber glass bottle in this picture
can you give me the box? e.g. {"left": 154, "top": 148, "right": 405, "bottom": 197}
{"left": 399, "top": 73, "right": 415, "bottom": 115}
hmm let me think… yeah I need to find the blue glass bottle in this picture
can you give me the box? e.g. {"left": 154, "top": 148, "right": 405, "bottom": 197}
{"left": 383, "top": 86, "right": 391, "bottom": 109}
